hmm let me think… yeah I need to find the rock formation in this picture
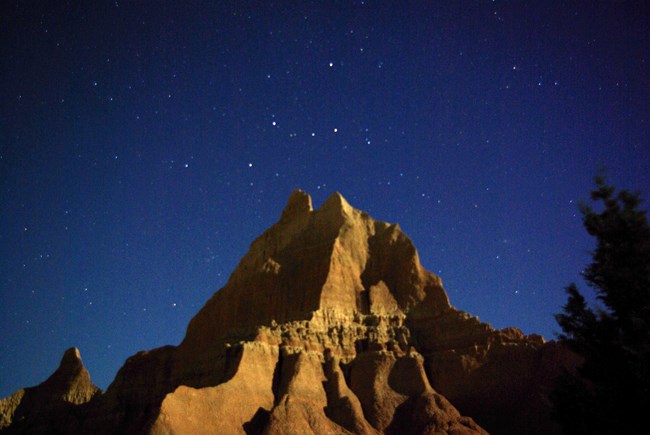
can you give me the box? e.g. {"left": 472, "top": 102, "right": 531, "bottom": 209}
{"left": 0, "top": 190, "right": 577, "bottom": 434}
{"left": 0, "top": 347, "right": 100, "bottom": 433}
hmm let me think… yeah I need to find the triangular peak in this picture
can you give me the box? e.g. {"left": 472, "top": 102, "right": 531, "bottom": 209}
{"left": 315, "top": 191, "right": 356, "bottom": 224}
{"left": 61, "top": 347, "right": 83, "bottom": 365}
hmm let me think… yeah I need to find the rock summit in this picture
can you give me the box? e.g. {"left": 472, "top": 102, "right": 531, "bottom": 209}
{"left": 0, "top": 190, "right": 577, "bottom": 434}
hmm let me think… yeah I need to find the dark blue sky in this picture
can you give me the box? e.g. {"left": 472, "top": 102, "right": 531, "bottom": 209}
{"left": 1, "top": 1, "right": 648, "bottom": 397}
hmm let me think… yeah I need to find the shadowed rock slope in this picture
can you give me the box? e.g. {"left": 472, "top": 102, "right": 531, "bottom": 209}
{"left": 1, "top": 190, "right": 577, "bottom": 434}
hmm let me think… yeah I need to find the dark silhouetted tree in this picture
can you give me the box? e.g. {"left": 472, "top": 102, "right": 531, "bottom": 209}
{"left": 552, "top": 175, "right": 650, "bottom": 434}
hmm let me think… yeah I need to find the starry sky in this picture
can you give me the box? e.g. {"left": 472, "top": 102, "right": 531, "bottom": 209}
{"left": 1, "top": 1, "right": 648, "bottom": 397}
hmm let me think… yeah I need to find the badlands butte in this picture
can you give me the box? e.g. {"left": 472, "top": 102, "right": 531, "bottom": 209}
{"left": 1, "top": 190, "right": 577, "bottom": 434}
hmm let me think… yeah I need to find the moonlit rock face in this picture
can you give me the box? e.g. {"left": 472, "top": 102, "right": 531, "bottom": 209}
{"left": 0, "top": 191, "right": 578, "bottom": 434}
{"left": 180, "top": 190, "right": 450, "bottom": 353}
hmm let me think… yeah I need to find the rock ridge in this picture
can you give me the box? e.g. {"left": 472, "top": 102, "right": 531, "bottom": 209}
{"left": 0, "top": 190, "right": 578, "bottom": 434}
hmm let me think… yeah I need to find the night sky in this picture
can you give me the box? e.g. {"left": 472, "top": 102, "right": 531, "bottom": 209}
{"left": 1, "top": 1, "right": 648, "bottom": 398}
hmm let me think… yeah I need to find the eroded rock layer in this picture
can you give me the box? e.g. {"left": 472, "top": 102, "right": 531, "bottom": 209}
{"left": 1, "top": 190, "right": 577, "bottom": 434}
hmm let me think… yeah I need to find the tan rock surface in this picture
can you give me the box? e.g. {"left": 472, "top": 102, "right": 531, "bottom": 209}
{"left": 322, "top": 351, "right": 379, "bottom": 435}
{"left": 0, "top": 348, "right": 100, "bottom": 433}
{"left": 264, "top": 348, "right": 350, "bottom": 435}
{"left": 408, "top": 309, "right": 580, "bottom": 434}
{"left": 150, "top": 342, "right": 279, "bottom": 435}
{"left": 1, "top": 190, "right": 577, "bottom": 434}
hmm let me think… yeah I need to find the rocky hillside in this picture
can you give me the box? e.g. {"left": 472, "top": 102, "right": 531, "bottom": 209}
{"left": 0, "top": 190, "right": 577, "bottom": 434}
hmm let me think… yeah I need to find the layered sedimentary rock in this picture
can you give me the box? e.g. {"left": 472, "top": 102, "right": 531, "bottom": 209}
{"left": 0, "top": 190, "right": 576, "bottom": 434}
